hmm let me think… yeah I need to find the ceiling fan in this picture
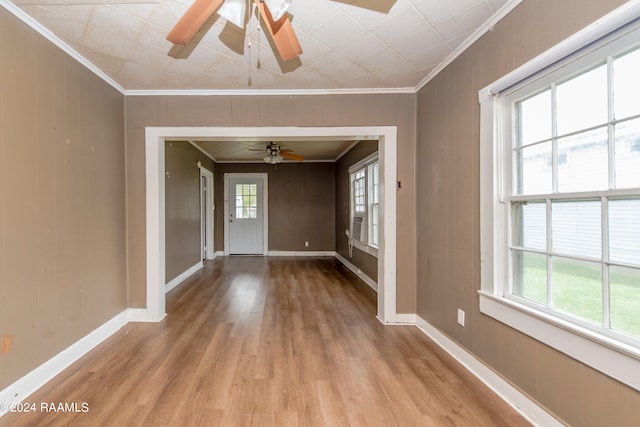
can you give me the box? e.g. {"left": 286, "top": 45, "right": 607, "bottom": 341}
{"left": 166, "top": 0, "right": 302, "bottom": 61}
{"left": 250, "top": 142, "right": 304, "bottom": 164}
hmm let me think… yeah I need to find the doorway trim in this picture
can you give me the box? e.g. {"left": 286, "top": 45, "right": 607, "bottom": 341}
{"left": 223, "top": 173, "right": 269, "bottom": 256}
{"left": 199, "top": 165, "right": 215, "bottom": 260}
{"left": 145, "top": 126, "right": 397, "bottom": 323}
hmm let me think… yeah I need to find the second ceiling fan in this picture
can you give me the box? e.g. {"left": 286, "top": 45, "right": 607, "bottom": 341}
{"left": 166, "top": 0, "right": 302, "bottom": 61}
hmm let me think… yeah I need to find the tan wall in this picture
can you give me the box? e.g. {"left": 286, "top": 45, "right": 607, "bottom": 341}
{"left": 214, "top": 163, "right": 335, "bottom": 252}
{"left": 125, "top": 94, "right": 417, "bottom": 314}
{"left": 0, "top": 8, "right": 126, "bottom": 389}
{"left": 335, "top": 141, "right": 378, "bottom": 281}
{"left": 165, "top": 142, "right": 215, "bottom": 282}
{"left": 415, "top": 0, "right": 640, "bottom": 425}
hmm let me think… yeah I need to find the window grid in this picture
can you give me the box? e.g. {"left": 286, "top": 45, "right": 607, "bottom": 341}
{"left": 349, "top": 158, "right": 379, "bottom": 249}
{"left": 353, "top": 170, "right": 366, "bottom": 214}
{"left": 507, "top": 44, "right": 640, "bottom": 343}
{"left": 235, "top": 184, "right": 257, "bottom": 219}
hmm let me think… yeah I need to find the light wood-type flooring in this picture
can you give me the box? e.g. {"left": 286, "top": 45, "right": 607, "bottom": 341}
{"left": 0, "top": 257, "right": 531, "bottom": 426}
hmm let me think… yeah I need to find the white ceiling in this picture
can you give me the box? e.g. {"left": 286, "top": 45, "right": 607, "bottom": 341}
{"left": 8, "top": 0, "right": 514, "bottom": 91}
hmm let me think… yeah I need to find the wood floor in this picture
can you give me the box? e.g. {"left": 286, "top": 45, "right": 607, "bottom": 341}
{"left": 0, "top": 257, "right": 531, "bottom": 426}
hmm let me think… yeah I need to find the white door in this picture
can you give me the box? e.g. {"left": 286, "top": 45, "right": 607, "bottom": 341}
{"left": 228, "top": 177, "right": 264, "bottom": 254}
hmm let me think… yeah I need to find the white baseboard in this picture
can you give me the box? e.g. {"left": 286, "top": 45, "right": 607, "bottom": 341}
{"left": 126, "top": 308, "right": 159, "bottom": 323}
{"left": 267, "top": 250, "right": 336, "bottom": 257}
{"left": 0, "top": 310, "right": 130, "bottom": 416}
{"left": 334, "top": 252, "right": 378, "bottom": 292}
{"left": 415, "top": 316, "right": 560, "bottom": 427}
{"left": 165, "top": 261, "right": 203, "bottom": 294}
{"left": 388, "top": 313, "right": 417, "bottom": 324}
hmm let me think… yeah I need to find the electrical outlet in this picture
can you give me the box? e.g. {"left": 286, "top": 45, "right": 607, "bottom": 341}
{"left": 457, "top": 309, "right": 465, "bottom": 327}
{"left": 304, "top": 241, "right": 309, "bottom": 247}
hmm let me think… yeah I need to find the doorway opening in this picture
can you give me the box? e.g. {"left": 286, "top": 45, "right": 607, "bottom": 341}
{"left": 145, "top": 126, "right": 398, "bottom": 323}
{"left": 199, "top": 165, "right": 214, "bottom": 260}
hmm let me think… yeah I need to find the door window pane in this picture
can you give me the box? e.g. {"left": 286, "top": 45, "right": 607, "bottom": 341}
{"left": 610, "top": 266, "right": 640, "bottom": 339}
{"left": 235, "top": 184, "right": 257, "bottom": 219}
{"left": 552, "top": 200, "right": 601, "bottom": 259}
{"left": 609, "top": 198, "right": 640, "bottom": 265}
{"left": 551, "top": 257, "right": 602, "bottom": 324}
{"left": 556, "top": 64, "right": 608, "bottom": 135}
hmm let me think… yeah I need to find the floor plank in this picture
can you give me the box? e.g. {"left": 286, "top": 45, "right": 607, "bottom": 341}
{"left": 0, "top": 257, "right": 531, "bottom": 426}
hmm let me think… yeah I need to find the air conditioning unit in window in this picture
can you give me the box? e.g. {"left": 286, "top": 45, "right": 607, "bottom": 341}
{"left": 352, "top": 216, "right": 366, "bottom": 242}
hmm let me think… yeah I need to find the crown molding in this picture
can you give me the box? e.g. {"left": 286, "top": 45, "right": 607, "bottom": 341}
{"left": 124, "top": 87, "right": 417, "bottom": 96}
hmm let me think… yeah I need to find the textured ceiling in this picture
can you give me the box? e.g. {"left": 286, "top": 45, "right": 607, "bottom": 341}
{"left": 180, "top": 138, "right": 362, "bottom": 162}
{"left": 8, "top": 0, "right": 513, "bottom": 91}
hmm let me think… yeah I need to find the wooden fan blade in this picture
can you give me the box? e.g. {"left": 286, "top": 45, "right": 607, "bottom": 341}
{"left": 167, "top": 0, "right": 224, "bottom": 45}
{"left": 255, "top": 0, "right": 302, "bottom": 61}
{"left": 281, "top": 151, "right": 304, "bottom": 162}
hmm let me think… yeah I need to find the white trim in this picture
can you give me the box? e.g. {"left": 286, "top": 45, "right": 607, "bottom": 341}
{"left": 126, "top": 87, "right": 416, "bottom": 96}
{"left": 216, "top": 159, "right": 336, "bottom": 164}
{"left": 145, "top": 128, "right": 167, "bottom": 322}
{"left": 126, "top": 308, "right": 154, "bottom": 323}
{"left": 214, "top": 250, "right": 225, "bottom": 257}
{"left": 223, "top": 173, "right": 269, "bottom": 256}
{"left": 268, "top": 250, "right": 336, "bottom": 257}
{"left": 416, "top": 0, "right": 524, "bottom": 92}
{"left": 334, "top": 252, "right": 378, "bottom": 292}
{"left": 415, "top": 316, "right": 561, "bottom": 427}
{"left": 199, "top": 166, "right": 215, "bottom": 260}
{"left": 0, "top": 310, "right": 130, "bottom": 416}
{"left": 390, "top": 313, "right": 417, "bottom": 324}
{"left": 0, "top": 0, "right": 125, "bottom": 94}
{"left": 144, "top": 126, "right": 397, "bottom": 323}
{"left": 165, "top": 261, "right": 203, "bottom": 294}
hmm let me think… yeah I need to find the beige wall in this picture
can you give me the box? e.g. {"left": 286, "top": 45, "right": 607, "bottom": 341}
{"left": 165, "top": 142, "right": 215, "bottom": 282}
{"left": 124, "top": 94, "right": 417, "bottom": 314}
{"left": 415, "top": 0, "right": 640, "bottom": 425}
{"left": 0, "top": 8, "right": 126, "bottom": 389}
{"left": 214, "top": 163, "right": 335, "bottom": 252}
{"left": 335, "top": 141, "right": 378, "bottom": 281}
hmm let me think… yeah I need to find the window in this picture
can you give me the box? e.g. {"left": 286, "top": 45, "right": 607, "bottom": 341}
{"left": 235, "top": 184, "right": 257, "bottom": 219}
{"left": 349, "top": 154, "right": 379, "bottom": 254}
{"left": 480, "top": 13, "right": 640, "bottom": 391}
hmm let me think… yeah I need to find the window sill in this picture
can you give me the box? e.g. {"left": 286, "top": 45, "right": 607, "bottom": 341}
{"left": 478, "top": 290, "right": 640, "bottom": 391}
{"left": 352, "top": 240, "right": 378, "bottom": 258}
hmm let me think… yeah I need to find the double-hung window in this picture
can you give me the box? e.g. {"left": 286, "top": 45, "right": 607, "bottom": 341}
{"left": 480, "top": 12, "right": 640, "bottom": 391}
{"left": 349, "top": 153, "right": 379, "bottom": 255}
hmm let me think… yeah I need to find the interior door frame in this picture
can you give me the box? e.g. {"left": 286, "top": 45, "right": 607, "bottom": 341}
{"left": 145, "top": 126, "right": 397, "bottom": 324}
{"left": 199, "top": 165, "right": 215, "bottom": 260}
{"left": 223, "top": 173, "right": 269, "bottom": 256}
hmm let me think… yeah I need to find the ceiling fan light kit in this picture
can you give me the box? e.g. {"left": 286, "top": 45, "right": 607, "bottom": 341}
{"left": 166, "top": 0, "right": 302, "bottom": 62}
{"left": 260, "top": 142, "right": 303, "bottom": 164}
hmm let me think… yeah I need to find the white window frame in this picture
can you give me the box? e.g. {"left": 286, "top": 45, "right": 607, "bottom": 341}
{"left": 349, "top": 153, "right": 379, "bottom": 257}
{"left": 479, "top": 4, "right": 640, "bottom": 392}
